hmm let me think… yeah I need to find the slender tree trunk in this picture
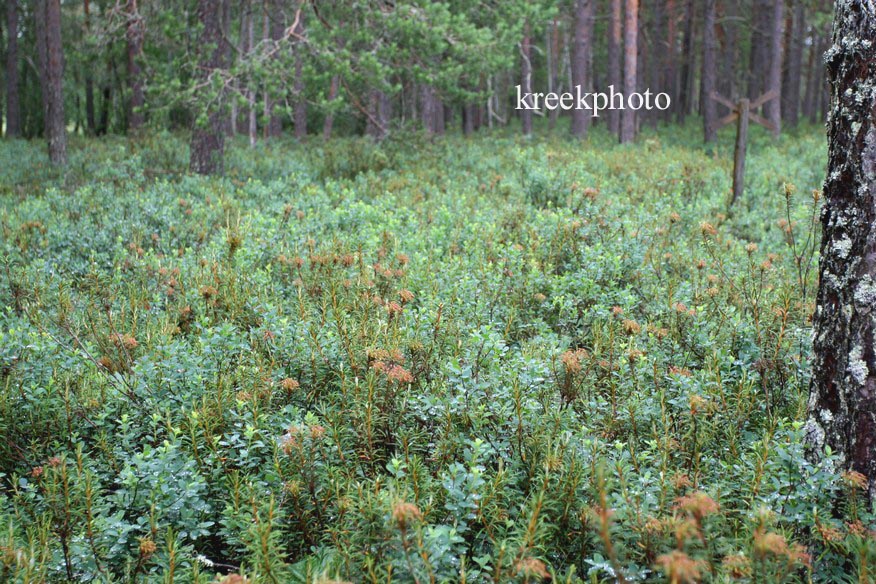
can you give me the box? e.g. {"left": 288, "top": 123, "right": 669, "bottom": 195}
{"left": 652, "top": 0, "right": 664, "bottom": 99}
{"left": 806, "top": 0, "right": 876, "bottom": 502}
{"left": 462, "top": 103, "right": 475, "bottom": 135}
{"left": 608, "top": 0, "right": 623, "bottom": 135}
{"left": 719, "top": 0, "right": 738, "bottom": 113}
{"left": 748, "top": 0, "right": 768, "bottom": 101}
{"left": 82, "top": 0, "right": 96, "bottom": 134}
{"left": 189, "top": 0, "right": 227, "bottom": 175}
{"left": 293, "top": 17, "right": 306, "bottom": 140}
{"left": 570, "top": 0, "right": 594, "bottom": 139}
{"left": 323, "top": 75, "right": 338, "bottom": 141}
{"left": 703, "top": 0, "right": 717, "bottom": 142}
{"left": 243, "top": 2, "right": 257, "bottom": 146}
{"left": 432, "top": 96, "right": 444, "bottom": 136}
{"left": 420, "top": 84, "right": 434, "bottom": 134}
{"left": 802, "top": 32, "right": 818, "bottom": 122}
{"left": 366, "top": 89, "right": 388, "bottom": 140}
{"left": 676, "top": 0, "right": 694, "bottom": 123}
{"left": 99, "top": 62, "right": 111, "bottom": 135}
{"left": 765, "top": 0, "right": 784, "bottom": 137}
{"left": 5, "top": 0, "right": 21, "bottom": 137}
{"left": 521, "top": 24, "right": 533, "bottom": 136}
{"left": 547, "top": 18, "right": 560, "bottom": 130}
{"left": 37, "top": 0, "right": 67, "bottom": 165}
{"left": 126, "top": 0, "right": 145, "bottom": 131}
{"left": 266, "top": 0, "right": 283, "bottom": 138}
{"left": 620, "top": 0, "right": 638, "bottom": 143}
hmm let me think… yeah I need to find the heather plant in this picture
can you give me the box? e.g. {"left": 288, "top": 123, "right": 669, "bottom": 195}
{"left": 0, "top": 124, "right": 869, "bottom": 582}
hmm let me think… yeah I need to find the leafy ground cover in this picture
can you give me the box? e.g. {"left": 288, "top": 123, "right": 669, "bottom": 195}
{"left": 1, "top": 125, "right": 868, "bottom": 582}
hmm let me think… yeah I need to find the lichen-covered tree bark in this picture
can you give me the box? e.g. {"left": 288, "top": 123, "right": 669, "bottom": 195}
{"left": 189, "top": 0, "right": 227, "bottom": 175}
{"left": 805, "top": 0, "right": 876, "bottom": 500}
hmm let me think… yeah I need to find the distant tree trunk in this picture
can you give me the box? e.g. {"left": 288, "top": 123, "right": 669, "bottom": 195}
{"left": 547, "top": 18, "right": 560, "bottom": 130}
{"left": 189, "top": 0, "right": 227, "bottom": 175}
{"left": 702, "top": 0, "right": 717, "bottom": 142}
{"left": 608, "top": 0, "right": 622, "bottom": 135}
{"left": 366, "top": 89, "right": 390, "bottom": 140}
{"left": 36, "top": 0, "right": 67, "bottom": 165}
{"left": 126, "top": 0, "right": 145, "bottom": 131}
{"left": 242, "top": 1, "right": 257, "bottom": 146}
{"left": 266, "top": 0, "right": 283, "bottom": 138}
{"left": 521, "top": 23, "right": 533, "bottom": 136}
{"left": 5, "top": 0, "right": 21, "bottom": 137}
{"left": 434, "top": 98, "right": 446, "bottom": 136}
{"left": 748, "top": 0, "right": 768, "bottom": 101}
{"left": 83, "top": 0, "right": 96, "bottom": 134}
{"left": 718, "top": 0, "right": 738, "bottom": 113}
{"left": 322, "top": 75, "right": 339, "bottom": 141}
{"left": 293, "top": 17, "right": 306, "bottom": 140}
{"left": 781, "top": 0, "right": 802, "bottom": 126}
{"left": 99, "top": 62, "right": 111, "bottom": 135}
{"left": 620, "top": 0, "right": 638, "bottom": 143}
{"left": 765, "top": 0, "right": 784, "bottom": 137}
{"left": 420, "top": 85, "right": 435, "bottom": 134}
{"left": 649, "top": 0, "right": 665, "bottom": 126}
{"left": 462, "top": 103, "right": 475, "bottom": 135}
{"left": 676, "top": 0, "right": 694, "bottom": 123}
{"left": 802, "top": 32, "right": 819, "bottom": 122}
{"left": 570, "top": 0, "right": 594, "bottom": 139}
{"left": 805, "top": 0, "right": 876, "bottom": 502}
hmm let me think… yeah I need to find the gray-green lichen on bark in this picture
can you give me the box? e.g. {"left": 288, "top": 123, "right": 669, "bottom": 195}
{"left": 805, "top": 0, "right": 876, "bottom": 499}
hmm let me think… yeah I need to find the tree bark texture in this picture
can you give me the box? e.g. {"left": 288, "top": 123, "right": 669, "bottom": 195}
{"left": 806, "top": 0, "right": 876, "bottom": 501}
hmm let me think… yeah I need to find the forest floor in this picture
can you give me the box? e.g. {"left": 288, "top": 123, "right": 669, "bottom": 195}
{"left": 2, "top": 125, "right": 863, "bottom": 583}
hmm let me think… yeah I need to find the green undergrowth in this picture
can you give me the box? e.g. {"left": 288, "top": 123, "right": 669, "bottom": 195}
{"left": 1, "top": 124, "right": 870, "bottom": 583}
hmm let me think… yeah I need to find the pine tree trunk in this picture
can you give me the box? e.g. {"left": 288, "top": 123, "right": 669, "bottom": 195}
{"left": 82, "top": 0, "right": 97, "bottom": 134}
{"left": 608, "top": 0, "right": 623, "bottom": 134}
{"left": 570, "top": 0, "right": 594, "bottom": 139}
{"left": 266, "top": 0, "right": 283, "bottom": 138}
{"left": 323, "top": 75, "right": 339, "bottom": 141}
{"left": 676, "top": 0, "right": 694, "bottom": 123}
{"left": 126, "top": 0, "right": 145, "bottom": 131}
{"left": 748, "top": 0, "right": 768, "bottom": 102}
{"left": 462, "top": 103, "right": 475, "bottom": 135}
{"left": 521, "top": 24, "right": 533, "bottom": 136}
{"left": 189, "top": 0, "right": 227, "bottom": 175}
{"left": 547, "top": 18, "right": 560, "bottom": 130}
{"left": 764, "top": 0, "right": 784, "bottom": 137}
{"left": 38, "top": 0, "right": 67, "bottom": 165}
{"left": 244, "top": 1, "right": 257, "bottom": 146}
{"left": 5, "top": 0, "right": 21, "bottom": 137}
{"left": 781, "top": 0, "right": 802, "bottom": 126}
{"left": 806, "top": 0, "right": 876, "bottom": 501}
{"left": 802, "top": 32, "right": 819, "bottom": 122}
{"left": 420, "top": 84, "right": 435, "bottom": 134}
{"left": 620, "top": 0, "right": 638, "bottom": 143}
{"left": 702, "top": 0, "right": 717, "bottom": 142}
{"left": 293, "top": 17, "right": 306, "bottom": 140}
{"left": 366, "top": 89, "right": 388, "bottom": 140}
{"left": 718, "top": 0, "right": 738, "bottom": 114}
